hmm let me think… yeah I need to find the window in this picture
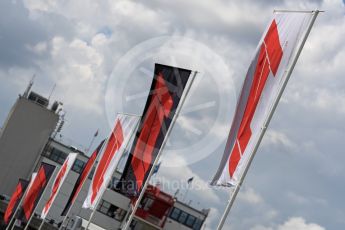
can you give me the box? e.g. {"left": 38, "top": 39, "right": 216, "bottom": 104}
{"left": 72, "top": 159, "right": 85, "bottom": 173}
{"left": 140, "top": 197, "right": 154, "bottom": 211}
{"left": 97, "top": 200, "right": 127, "bottom": 221}
{"left": 170, "top": 208, "right": 181, "bottom": 220}
{"left": 98, "top": 200, "right": 111, "bottom": 214}
{"left": 49, "top": 148, "right": 67, "bottom": 164}
{"left": 178, "top": 211, "right": 188, "bottom": 224}
{"left": 193, "top": 218, "right": 203, "bottom": 230}
{"left": 169, "top": 207, "right": 203, "bottom": 229}
{"left": 186, "top": 215, "right": 196, "bottom": 227}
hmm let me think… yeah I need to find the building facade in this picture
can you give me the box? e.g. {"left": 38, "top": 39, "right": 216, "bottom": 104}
{"left": 0, "top": 92, "right": 59, "bottom": 196}
{"left": 35, "top": 139, "right": 208, "bottom": 230}
{"left": 0, "top": 88, "right": 209, "bottom": 230}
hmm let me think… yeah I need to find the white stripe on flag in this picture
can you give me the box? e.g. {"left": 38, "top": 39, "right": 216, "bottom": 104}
{"left": 83, "top": 114, "right": 139, "bottom": 209}
{"left": 41, "top": 153, "right": 78, "bottom": 219}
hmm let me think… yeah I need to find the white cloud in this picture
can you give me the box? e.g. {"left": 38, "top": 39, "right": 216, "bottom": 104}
{"left": 251, "top": 226, "right": 273, "bottom": 230}
{"left": 251, "top": 217, "right": 326, "bottom": 230}
{"left": 26, "top": 41, "right": 47, "bottom": 54}
{"left": 262, "top": 130, "right": 296, "bottom": 149}
{"left": 284, "top": 0, "right": 345, "bottom": 116}
{"left": 204, "top": 208, "right": 221, "bottom": 230}
{"left": 278, "top": 217, "right": 325, "bottom": 230}
{"left": 23, "top": 0, "right": 59, "bottom": 12}
{"left": 286, "top": 191, "right": 328, "bottom": 206}
{"left": 238, "top": 187, "right": 264, "bottom": 205}
{"left": 32, "top": 36, "right": 107, "bottom": 113}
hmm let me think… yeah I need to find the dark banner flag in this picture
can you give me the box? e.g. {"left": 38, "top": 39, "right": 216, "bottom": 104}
{"left": 3, "top": 179, "right": 29, "bottom": 225}
{"left": 17, "top": 162, "right": 55, "bottom": 223}
{"left": 118, "top": 63, "right": 192, "bottom": 197}
{"left": 61, "top": 139, "right": 105, "bottom": 216}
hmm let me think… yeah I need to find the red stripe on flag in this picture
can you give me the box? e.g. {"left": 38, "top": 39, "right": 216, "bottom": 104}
{"left": 131, "top": 73, "right": 173, "bottom": 191}
{"left": 42, "top": 160, "right": 68, "bottom": 214}
{"left": 91, "top": 120, "right": 124, "bottom": 204}
{"left": 229, "top": 20, "right": 283, "bottom": 177}
{"left": 72, "top": 150, "right": 97, "bottom": 203}
{"left": 4, "top": 181, "right": 25, "bottom": 224}
{"left": 23, "top": 167, "right": 47, "bottom": 220}
{"left": 62, "top": 140, "right": 104, "bottom": 216}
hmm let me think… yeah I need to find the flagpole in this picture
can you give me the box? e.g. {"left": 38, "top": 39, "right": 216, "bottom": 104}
{"left": 59, "top": 141, "right": 107, "bottom": 230}
{"left": 85, "top": 195, "right": 101, "bottom": 230}
{"left": 37, "top": 218, "right": 45, "bottom": 230}
{"left": 85, "top": 114, "right": 140, "bottom": 230}
{"left": 123, "top": 70, "right": 198, "bottom": 230}
{"left": 38, "top": 154, "right": 78, "bottom": 230}
{"left": 5, "top": 180, "right": 31, "bottom": 230}
{"left": 216, "top": 10, "right": 320, "bottom": 230}
{"left": 85, "top": 126, "right": 115, "bottom": 230}
{"left": 9, "top": 175, "right": 37, "bottom": 230}
{"left": 22, "top": 167, "right": 57, "bottom": 230}
{"left": 85, "top": 129, "right": 115, "bottom": 230}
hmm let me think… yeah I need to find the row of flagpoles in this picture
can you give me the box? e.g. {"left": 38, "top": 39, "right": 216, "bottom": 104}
{"left": 2, "top": 10, "right": 319, "bottom": 230}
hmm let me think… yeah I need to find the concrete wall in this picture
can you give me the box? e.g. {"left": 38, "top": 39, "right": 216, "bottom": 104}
{"left": 164, "top": 219, "right": 191, "bottom": 230}
{"left": 0, "top": 97, "right": 58, "bottom": 196}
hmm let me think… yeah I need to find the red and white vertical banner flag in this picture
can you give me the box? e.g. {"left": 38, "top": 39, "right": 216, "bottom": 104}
{"left": 7, "top": 174, "right": 35, "bottom": 224}
{"left": 61, "top": 139, "right": 105, "bottom": 216}
{"left": 41, "top": 153, "right": 78, "bottom": 219}
{"left": 3, "top": 179, "right": 29, "bottom": 225}
{"left": 19, "top": 163, "right": 55, "bottom": 223}
{"left": 118, "top": 64, "right": 192, "bottom": 198}
{"left": 15, "top": 173, "right": 37, "bottom": 221}
{"left": 83, "top": 114, "right": 139, "bottom": 209}
{"left": 211, "top": 12, "right": 315, "bottom": 186}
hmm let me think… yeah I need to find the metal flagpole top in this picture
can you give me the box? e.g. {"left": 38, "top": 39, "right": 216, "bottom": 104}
{"left": 116, "top": 112, "right": 142, "bottom": 117}
{"left": 273, "top": 9, "right": 325, "bottom": 13}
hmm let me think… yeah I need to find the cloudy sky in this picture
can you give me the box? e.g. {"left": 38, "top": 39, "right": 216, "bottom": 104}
{"left": 1, "top": 0, "right": 344, "bottom": 229}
